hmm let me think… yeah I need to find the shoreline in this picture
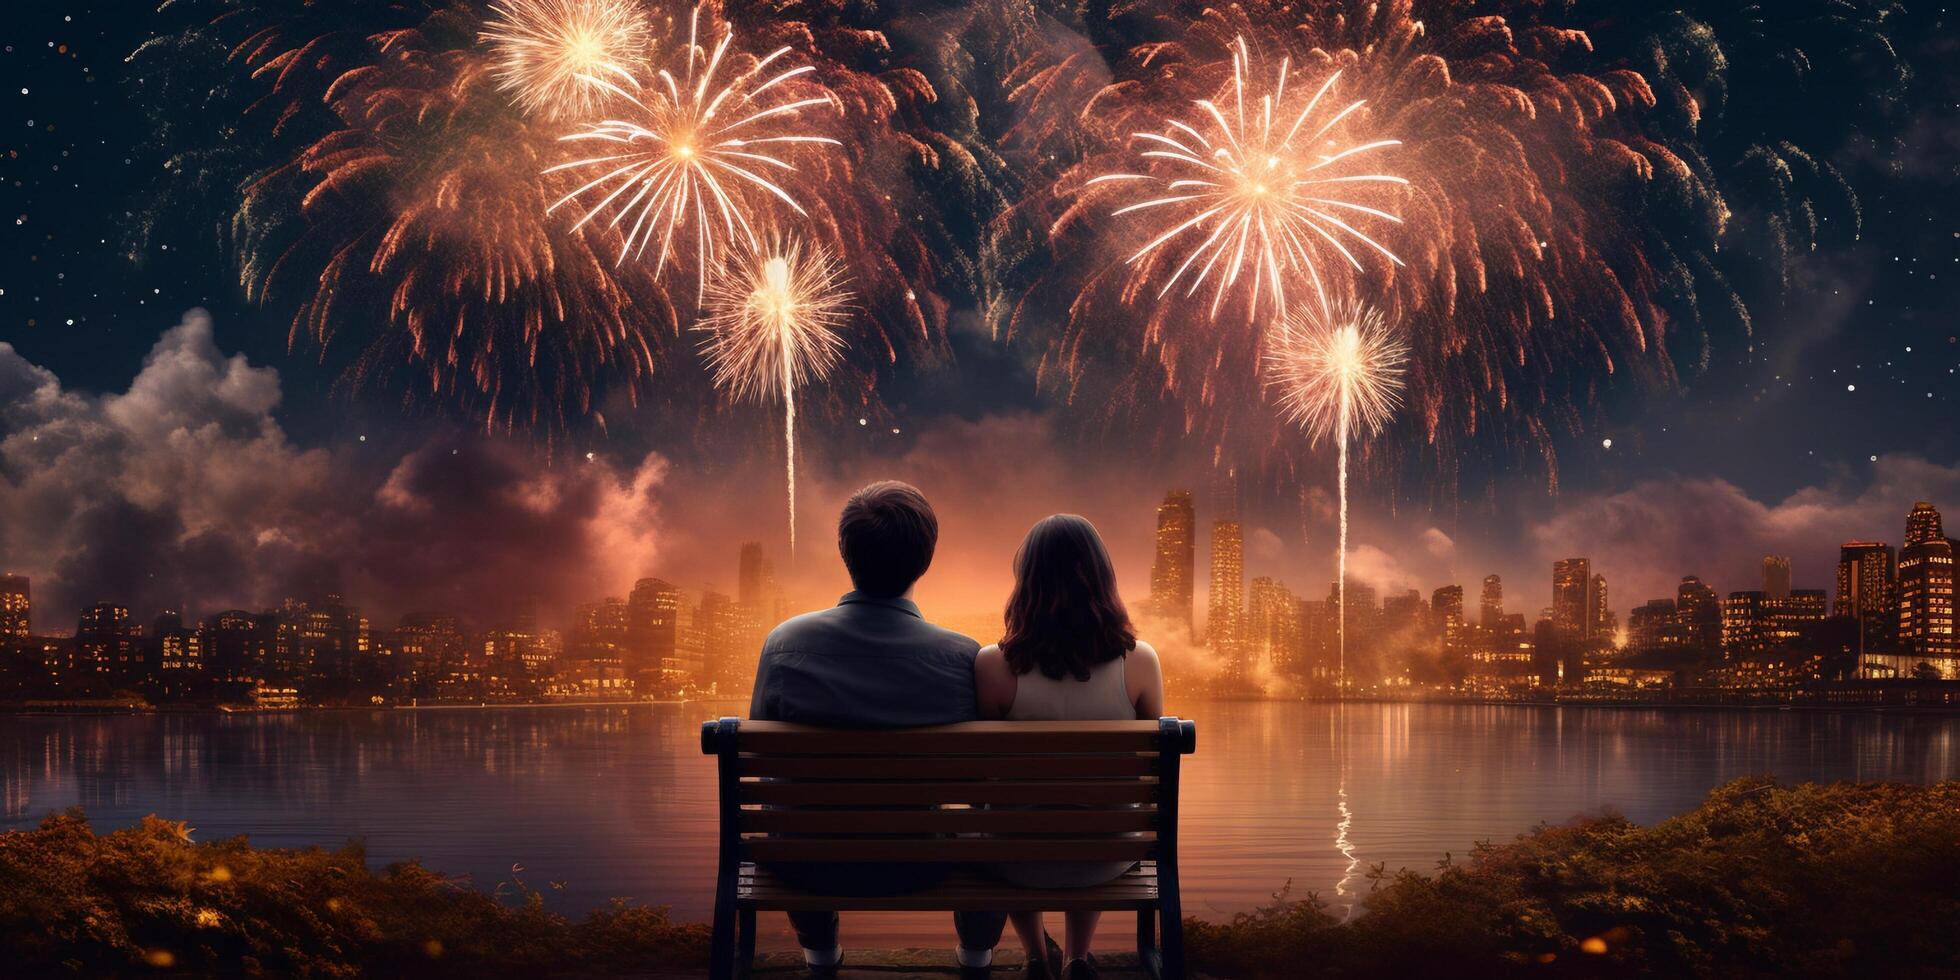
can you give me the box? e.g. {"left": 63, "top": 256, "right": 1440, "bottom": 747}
{"left": 7, "top": 693, "right": 1957, "bottom": 716}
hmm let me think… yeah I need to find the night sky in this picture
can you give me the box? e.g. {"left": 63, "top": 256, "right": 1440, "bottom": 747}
{"left": 2, "top": 1, "right": 1957, "bottom": 631}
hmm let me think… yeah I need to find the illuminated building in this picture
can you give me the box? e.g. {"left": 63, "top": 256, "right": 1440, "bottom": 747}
{"left": 1431, "top": 584, "right": 1465, "bottom": 652}
{"left": 1836, "top": 541, "right": 1897, "bottom": 652}
{"left": 1764, "top": 589, "right": 1827, "bottom": 649}
{"left": 1591, "top": 574, "right": 1615, "bottom": 640}
{"left": 1675, "top": 576, "right": 1721, "bottom": 658}
{"left": 1148, "top": 490, "right": 1196, "bottom": 635}
{"left": 1722, "top": 591, "right": 1767, "bottom": 657}
{"left": 1207, "top": 519, "right": 1244, "bottom": 664}
{"left": 1762, "top": 555, "right": 1792, "bottom": 600}
{"left": 1245, "top": 577, "right": 1301, "bottom": 679}
{"left": 76, "top": 602, "right": 140, "bottom": 682}
{"left": 0, "top": 575, "right": 27, "bottom": 638}
{"left": 628, "top": 577, "right": 683, "bottom": 693}
{"left": 1898, "top": 501, "right": 1956, "bottom": 658}
{"left": 1627, "top": 598, "right": 1684, "bottom": 657}
{"left": 1479, "top": 574, "right": 1504, "bottom": 630}
{"left": 1552, "top": 558, "right": 1592, "bottom": 639}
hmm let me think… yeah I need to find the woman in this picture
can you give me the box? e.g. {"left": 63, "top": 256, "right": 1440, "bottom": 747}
{"left": 974, "top": 514, "right": 1166, "bottom": 980}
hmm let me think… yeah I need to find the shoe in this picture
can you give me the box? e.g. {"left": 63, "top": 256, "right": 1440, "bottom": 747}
{"left": 1023, "top": 932, "right": 1064, "bottom": 978}
{"left": 806, "top": 949, "right": 842, "bottom": 978}
{"left": 959, "top": 948, "right": 993, "bottom": 980}
{"left": 1060, "top": 954, "right": 1099, "bottom": 980}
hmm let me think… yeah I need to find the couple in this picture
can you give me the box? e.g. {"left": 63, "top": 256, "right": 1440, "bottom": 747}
{"left": 748, "top": 481, "right": 1165, "bottom": 980}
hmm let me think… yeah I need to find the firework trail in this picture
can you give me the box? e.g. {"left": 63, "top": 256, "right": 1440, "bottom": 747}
{"left": 1266, "top": 299, "right": 1407, "bottom": 687}
{"left": 546, "top": 7, "right": 843, "bottom": 302}
{"left": 698, "top": 235, "right": 852, "bottom": 556}
{"left": 1086, "top": 35, "right": 1404, "bottom": 323}
{"left": 482, "top": 0, "right": 653, "bottom": 121}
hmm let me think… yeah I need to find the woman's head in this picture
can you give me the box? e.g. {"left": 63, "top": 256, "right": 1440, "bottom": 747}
{"left": 1000, "top": 514, "right": 1136, "bottom": 681}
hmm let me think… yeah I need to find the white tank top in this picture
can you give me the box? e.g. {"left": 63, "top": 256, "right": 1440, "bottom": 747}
{"left": 1006, "top": 654, "right": 1135, "bottom": 721}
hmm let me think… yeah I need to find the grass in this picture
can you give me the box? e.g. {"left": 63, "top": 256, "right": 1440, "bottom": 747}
{"left": 0, "top": 778, "right": 1954, "bottom": 976}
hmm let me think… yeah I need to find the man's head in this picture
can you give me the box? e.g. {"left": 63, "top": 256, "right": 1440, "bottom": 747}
{"left": 838, "top": 481, "right": 938, "bottom": 598}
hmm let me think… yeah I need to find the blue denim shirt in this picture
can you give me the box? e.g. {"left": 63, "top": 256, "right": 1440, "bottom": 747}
{"left": 747, "top": 592, "right": 981, "bottom": 727}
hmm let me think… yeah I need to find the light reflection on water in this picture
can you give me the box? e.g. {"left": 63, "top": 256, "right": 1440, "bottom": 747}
{"left": 2, "top": 701, "right": 1955, "bottom": 950}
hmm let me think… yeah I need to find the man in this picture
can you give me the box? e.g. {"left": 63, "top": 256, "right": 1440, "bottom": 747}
{"left": 748, "top": 481, "right": 1012, "bottom": 978}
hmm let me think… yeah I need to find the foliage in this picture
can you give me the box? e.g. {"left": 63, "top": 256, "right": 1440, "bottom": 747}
{"left": 1185, "top": 778, "right": 1960, "bottom": 978}
{"left": 0, "top": 811, "right": 708, "bottom": 977}
{"left": 3, "top": 779, "right": 1955, "bottom": 976}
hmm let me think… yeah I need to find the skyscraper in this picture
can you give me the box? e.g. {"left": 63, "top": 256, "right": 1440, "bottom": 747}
{"left": 1591, "top": 573, "right": 1614, "bottom": 640}
{"left": 1836, "top": 541, "right": 1897, "bottom": 651}
{"left": 1208, "top": 519, "right": 1244, "bottom": 661}
{"left": 1898, "top": 501, "right": 1956, "bottom": 658}
{"left": 627, "top": 577, "right": 684, "bottom": 691}
{"left": 737, "top": 543, "right": 775, "bottom": 613}
{"left": 1676, "top": 576, "right": 1721, "bottom": 657}
{"left": 1552, "top": 558, "right": 1592, "bottom": 639}
{"left": 1762, "top": 556, "right": 1792, "bottom": 600}
{"left": 1148, "top": 490, "right": 1196, "bottom": 634}
{"left": 0, "top": 575, "right": 26, "bottom": 638}
{"left": 1479, "top": 575, "right": 1504, "bottom": 630}
{"left": 1431, "top": 585, "right": 1464, "bottom": 635}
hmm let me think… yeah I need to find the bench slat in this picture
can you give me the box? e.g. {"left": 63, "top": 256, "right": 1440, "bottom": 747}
{"left": 737, "top": 755, "right": 1158, "bottom": 780}
{"left": 737, "top": 861, "right": 1161, "bottom": 912}
{"left": 740, "top": 781, "right": 1158, "bottom": 806}
{"left": 737, "top": 808, "right": 1158, "bottom": 834}
{"left": 743, "top": 838, "right": 1157, "bottom": 863}
{"left": 733, "top": 721, "right": 1165, "bottom": 756}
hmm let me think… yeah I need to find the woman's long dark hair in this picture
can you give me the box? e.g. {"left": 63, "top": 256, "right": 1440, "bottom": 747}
{"left": 999, "top": 514, "right": 1137, "bottom": 681}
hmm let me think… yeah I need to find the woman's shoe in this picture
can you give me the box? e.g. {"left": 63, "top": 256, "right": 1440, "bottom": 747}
{"left": 1024, "top": 933, "right": 1064, "bottom": 978}
{"left": 1060, "top": 954, "right": 1099, "bottom": 980}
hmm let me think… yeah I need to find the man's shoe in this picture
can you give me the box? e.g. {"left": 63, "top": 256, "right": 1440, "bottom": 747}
{"left": 958, "top": 946, "right": 994, "bottom": 980}
{"left": 804, "top": 946, "right": 843, "bottom": 978}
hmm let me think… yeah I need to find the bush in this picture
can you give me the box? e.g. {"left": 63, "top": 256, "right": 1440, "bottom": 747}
{"left": 0, "top": 811, "right": 708, "bottom": 976}
{"left": 1186, "top": 778, "right": 1960, "bottom": 978}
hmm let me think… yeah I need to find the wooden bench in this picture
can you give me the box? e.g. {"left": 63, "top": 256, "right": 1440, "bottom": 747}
{"left": 701, "top": 717, "right": 1198, "bottom": 979}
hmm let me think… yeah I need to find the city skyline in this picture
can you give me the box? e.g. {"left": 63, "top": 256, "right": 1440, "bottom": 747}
{"left": 5, "top": 491, "right": 1951, "bottom": 704}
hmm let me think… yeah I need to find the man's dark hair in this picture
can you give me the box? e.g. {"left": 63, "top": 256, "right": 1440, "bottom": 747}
{"left": 838, "top": 481, "right": 938, "bottom": 598}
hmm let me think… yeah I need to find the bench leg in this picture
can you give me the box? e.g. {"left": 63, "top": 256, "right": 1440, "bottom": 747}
{"left": 1161, "top": 901, "right": 1185, "bottom": 980}
{"left": 709, "top": 890, "right": 735, "bottom": 980}
{"left": 1137, "top": 908, "right": 1163, "bottom": 979}
{"left": 736, "top": 907, "right": 757, "bottom": 978}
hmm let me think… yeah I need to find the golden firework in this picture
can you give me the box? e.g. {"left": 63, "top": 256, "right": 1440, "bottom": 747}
{"left": 482, "top": 0, "right": 653, "bottom": 121}
{"left": 545, "top": 7, "right": 841, "bottom": 300}
{"left": 698, "top": 234, "right": 852, "bottom": 555}
{"left": 1089, "top": 36, "right": 1406, "bottom": 321}
{"left": 1265, "top": 298, "right": 1407, "bottom": 688}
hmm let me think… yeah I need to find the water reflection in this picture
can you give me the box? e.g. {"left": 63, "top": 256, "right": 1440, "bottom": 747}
{"left": 2, "top": 702, "right": 1956, "bottom": 949}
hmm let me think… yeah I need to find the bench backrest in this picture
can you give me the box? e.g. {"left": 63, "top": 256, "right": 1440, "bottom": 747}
{"left": 701, "top": 717, "right": 1197, "bottom": 865}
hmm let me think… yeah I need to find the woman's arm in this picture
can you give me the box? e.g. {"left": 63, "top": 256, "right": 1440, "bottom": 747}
{"left": 1127, "top": 641, "right": 1166, "bottom": 719}
{"left": 973, "top": 644, "right": 1017, "bottom": 720}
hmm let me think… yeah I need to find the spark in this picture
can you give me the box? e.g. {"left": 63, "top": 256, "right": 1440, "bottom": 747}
{"left": 482, "top": 0, "right": 652, "bottom": 121}
{"left": 698, "top": 234, "right": 852, "bottom": 556}
{"left": 546, "top": 7, "right": 842, "bottom": 301}
{"left": 1265, "top": 299, "right": 1408, "bottom": 687}
{"left": 1088, "top": 36, "right": 1405, "bottom": 322}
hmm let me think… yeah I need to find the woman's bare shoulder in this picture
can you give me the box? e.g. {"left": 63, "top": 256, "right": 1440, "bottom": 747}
{"left": 1128, "top": 639, "right": 1161, "bottom": 664}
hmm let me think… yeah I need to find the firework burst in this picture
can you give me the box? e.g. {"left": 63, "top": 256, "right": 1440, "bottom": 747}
{"left": 482, "top": 0, "right": 654, "bottom": 121}
{"left": 698, "top": 234, "right": 852, "bottom": 556}
{"left": 1088, "top": 36, "right": 1405, "bottom": 322}
{"left": 1265, "top": 299, "right": 1407, "bottom": 686}
{"left": 546, "top": 7, "right": 842, "bottom": 300}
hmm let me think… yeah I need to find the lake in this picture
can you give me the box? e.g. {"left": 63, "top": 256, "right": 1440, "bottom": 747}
{"left": 4, "top": 700, "right": 1956, "bottom": 950}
